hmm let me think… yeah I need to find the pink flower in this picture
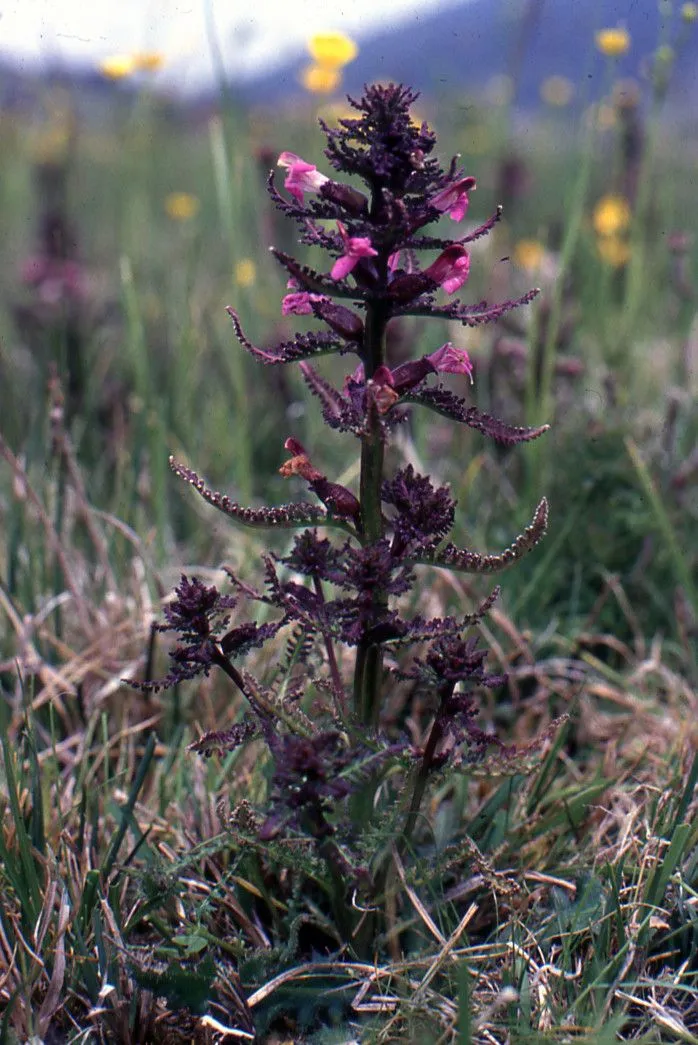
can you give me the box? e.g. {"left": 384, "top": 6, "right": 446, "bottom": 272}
{"left": 281, "top": 292, "right": 326, "bottom": 315}
{"left": 277, "top": 151, "right": 329, "bottom": 204}
{"left": 427, "top": 342, "right": 474, "bottom": 382}
{"left": 330, "top": 221, "right": 378, "bottom": 280}
{"left": 424, "top": 245, "right": 471, "bottom": 295}
{"left": 429, "top": 176, "right": 476, "bottom": 222}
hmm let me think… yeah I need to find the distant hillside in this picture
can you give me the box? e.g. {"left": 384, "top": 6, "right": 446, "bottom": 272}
{"left": 1, "top": 0, "right": 696, "bottom": 117}
{"left": 237, "top": 0, "right": 698, "bottom": 111}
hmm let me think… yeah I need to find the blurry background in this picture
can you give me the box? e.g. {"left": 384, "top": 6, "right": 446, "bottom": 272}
{"left": 1, "top": 0, "right": 697, "bottom": 650}
{"left": 5, "top": 0, "right": 698, "bottom": 104}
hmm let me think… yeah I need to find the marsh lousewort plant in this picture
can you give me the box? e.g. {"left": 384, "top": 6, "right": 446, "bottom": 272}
{"left": 143, "top": 84, "right": 549, "bottom": 956}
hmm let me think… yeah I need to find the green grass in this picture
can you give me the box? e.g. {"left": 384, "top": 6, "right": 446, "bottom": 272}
{"left": 1, "top": 54, "right": 698, "bottom": 1042}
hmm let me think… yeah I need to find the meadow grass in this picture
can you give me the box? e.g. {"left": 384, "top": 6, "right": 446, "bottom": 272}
{"left": 1, "top": 59, "right": 697, "bottom": 1043}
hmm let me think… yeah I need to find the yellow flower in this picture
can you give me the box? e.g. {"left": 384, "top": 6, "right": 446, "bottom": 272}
{"left": 307, "top": 32, "right": 358, "bottom": 69}
{"left": 593, "top": 195, "right": 631, "bottom": 237}
{"left": 540, "top": 75, "right": 574, "bottom": 107}
{"left": 596, "top": 236, "right": 631, "bottom": 267}
{"left": 135, "top": 51, "right": 165, "bottom": 72}
{"left": 234, "top": 258, "right": 257, "bottom": 288}
{"left": 99, "top": 51, "right": 164, "bottom": 80}
{"left": 100, "top": 54, "right": 139, "bottom": 79}
{"left": 164, "top": 192, "right": 200, "bottom": 221}
{"left": 681, "top": 2, "right": 698, "bottom": 22}
{"left": 300, "top": 64, "right": 341, "bottom": 94}
{"left": 514, "top": 240, "right": 546, "bottom": 273}
{"left": 595, "top": 27, "right": 631, "bottom": 57}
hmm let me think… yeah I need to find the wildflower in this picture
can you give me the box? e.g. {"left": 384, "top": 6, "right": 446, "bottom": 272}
{"left": 429, "top": 177, "right": 476, "bottom": 222}
{"left": 349, "top": 342, "right": 474, "bottom": 400}
{"left": 277, "top": 152, "right": 330, "bottom": 204}
{"left": 424, "top": 245, "right": 471, "bottom": 295}
{"left": 595, "top": 28, "right": 630, "bottom": 57}
{"left": 682, "top": 2, "right": 698, "bottom": 22}
{"left": 21, "top": 256, "right": 85, "bottom": 305}
{"left": 301, "top": 65, "right": 341, "bottom": 94}
{"left": 514, "top": 240, "right": 546, "bottom": 273}
{"left": 234, "top": 258, "right": 256, "bottom": 288}
{"left": 330, "top": 222, "right": 378, "bottom": 281}
{"left": 308, "top": 32, "right": 358, "bottom": 69}
{"left": 427, "top": 343, "right": 474, "bottom": 382}
{"left": 134, "top": 51, "right": 165, "bottom": 72}
{"left": 540, "top": 75, "right": 574, "bottom": 107}
{"left": 99, "top": 54, "right": 139, "bottom": 79}
{"left": 597, "top": 236, "right": 630, "bottom": 267}
{"left": 164, "top": 192, "right": 200, "bottom": 221}
{"left": 155, "top": 84, "right": 548, "bottom": 889}
{"left": 280, "top": 438, "right": 360, "bottom": 519}
{"left": 99, "top": 51, "right": 164, "bottom": 79}
{"left": 593, "top": 195, "right": 631, "bottom": 238}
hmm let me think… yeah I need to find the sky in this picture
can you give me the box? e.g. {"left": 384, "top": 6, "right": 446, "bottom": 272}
{"left": 1, "top": 0, "right": 464, "bottom": 89}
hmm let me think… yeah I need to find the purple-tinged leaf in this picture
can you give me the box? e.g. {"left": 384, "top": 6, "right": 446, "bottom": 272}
{"left": 170, "top": 456, "right": 356, "bottom": 531}
{"left": 189, "top": 718, "right": 260, "bottom": 757}
{"left": 409, "top": 206, "right": 503, "bottom": 250}
{"left": 415, "top": 499, "right": 548, "bottom": 573}
{"left": 271, "top": 249, "right": 368, "bottom": 300}
{"left": 403, "top": 385, "right": 550, "bottom": 445}
{"left": 227, "top": 307, "right": 348, "bottom": 364}
{"left": 398, "top": 287, "right": 540, "bottom": 325}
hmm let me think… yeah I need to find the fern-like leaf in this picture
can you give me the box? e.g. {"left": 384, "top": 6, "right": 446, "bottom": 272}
{"left": 416, "top": 499, "right": 548, "bottom": 573}
{"left": 169, "top": 457, "right": 355, "bottom": 533}
{"left": 227, "top": 307, "right": 347, "bottom": 364}
{"left": 404, "top": 385, "right": 550, "bottom": 445}
{"left": 398, "top": 287, "right": 540, "bottom": 325}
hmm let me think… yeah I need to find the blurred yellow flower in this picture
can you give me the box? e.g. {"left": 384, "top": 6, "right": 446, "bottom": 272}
{"left": 597, "top": 236, "right": 631, "bottom": 266}
{"left": 164, "top": 192, "right": 200, "bottom": 221}
{"left": 135, "top": 51, "right": 165, "bottom": 72}
{"left": 514, "top": 239, "right": 546, "bottom": 273}
{"left": 301, "top": 64, "right": 342, "bottom": 94}
{"left": 593, "top": 195, "right": 631, "bottom": 237}
{"left": 99, "top": 51, "right": 165, "bottom": 79}
{"left": 100, "top": 54, "right": 139, "bottom": 79}
{"left": 681, "top": 2, "right": 698, "bottom": 22}
{"left": 234, "top": 258, "right": 257, "bottom": 288}
{"left": 540, "top": 75, "right": 574, "bottom": 107}
{"left": 595, "top": 27, "right": 631, "bottom": 57}
{"left": 308, "top": 32, "right": 358, "bottom": 69}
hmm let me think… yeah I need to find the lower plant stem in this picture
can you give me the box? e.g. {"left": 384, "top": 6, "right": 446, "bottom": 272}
{"left": 354, "top": 297, "right": 389, "bottom": 726}
{"left": 313, "top": 576, "right": 346, "bottom": 719}
{"left": 401, "top": 684, "right": 454, "bottom": 850}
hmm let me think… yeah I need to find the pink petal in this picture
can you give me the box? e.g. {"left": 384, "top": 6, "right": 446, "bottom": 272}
{"left": 428, "top": 342, "right": 474, "bottom": 381}
{"left": 331, "top": 255, "right": 359, "bottom": 280}
{"left": 347, "top": 235, "right": 378, "bottom": 260}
